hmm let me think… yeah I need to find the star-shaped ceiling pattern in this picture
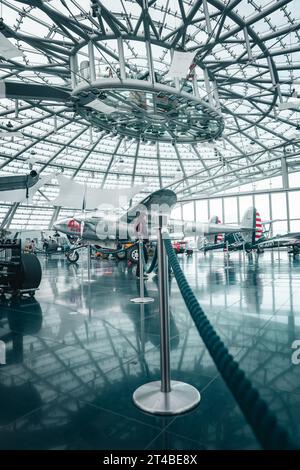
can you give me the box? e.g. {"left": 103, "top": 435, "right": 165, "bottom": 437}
{"left": 0, "top": 0, "right": 299, "bottom": 214}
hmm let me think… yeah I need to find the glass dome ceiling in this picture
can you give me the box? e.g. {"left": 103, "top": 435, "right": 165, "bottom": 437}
{"left": 0, "top": 0, "right": 299, "bottom": 211}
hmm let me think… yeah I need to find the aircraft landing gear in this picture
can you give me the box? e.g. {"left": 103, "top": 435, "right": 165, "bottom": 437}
{"left": 66, "top": 250, "right": 79, "bottom": 263}
{"left": 291, "top": 246, "right": 300, "bottom": 255}
{"left": 128, "top": 245, "right": 139, "bottom": 264}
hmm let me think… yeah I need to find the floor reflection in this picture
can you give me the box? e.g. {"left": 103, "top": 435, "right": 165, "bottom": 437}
{"left": 0, "top": 251, "right": 299, "bottom": 449}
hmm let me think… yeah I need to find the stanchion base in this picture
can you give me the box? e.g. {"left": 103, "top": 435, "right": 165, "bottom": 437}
{"left": 130, "top": 297, "right": 154, "bottom": 304}
{"left": 133, "top": 380, "right": 200, "bottom": 415}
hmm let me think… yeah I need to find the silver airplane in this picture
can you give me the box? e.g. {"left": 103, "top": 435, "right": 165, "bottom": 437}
{"left": 53, "top": 189, "right": 256, "bottom": 262}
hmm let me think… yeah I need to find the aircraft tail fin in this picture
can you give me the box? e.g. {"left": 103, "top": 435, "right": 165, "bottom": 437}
{"left": 240, "top": 207, "right": 263, "bottom": 244}
{"left": 255, "top": 210, "right": 263, "bottom": 241}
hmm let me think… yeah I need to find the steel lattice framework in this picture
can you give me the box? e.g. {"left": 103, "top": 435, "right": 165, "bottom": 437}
{"left": 0, "top": 0, "right": 299, "bottom": 226}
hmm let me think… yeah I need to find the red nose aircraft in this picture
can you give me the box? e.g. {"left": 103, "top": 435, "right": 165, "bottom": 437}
{"left": 54, "top": 189, "right": 258, "bottom": 263}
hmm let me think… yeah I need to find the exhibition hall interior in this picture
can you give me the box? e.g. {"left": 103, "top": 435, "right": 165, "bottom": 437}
{"left": 1, "top": 0, "right": 300, "bottom": 452}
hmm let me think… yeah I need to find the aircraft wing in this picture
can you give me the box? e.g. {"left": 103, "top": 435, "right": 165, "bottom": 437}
{"left": 122, "top": 188, "right": 177, "bottom": 223}
{"left": 257, "top": 233, "right": 300, "bottom": 248}
{"left": 205, "top": 222, "right": 242, "bottom": 235}
{"left": 176, "top": 221, "right": 243, "bottom": 237}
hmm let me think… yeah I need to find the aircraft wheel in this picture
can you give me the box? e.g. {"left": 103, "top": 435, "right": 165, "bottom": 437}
{"left": 66, "top": 250, "right": 79, "bottom": 263}
{"left": 128, "top": 246, "right": 139, "bottom": 264}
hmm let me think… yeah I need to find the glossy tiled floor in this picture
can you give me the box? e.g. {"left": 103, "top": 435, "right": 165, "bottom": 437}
{"left": 1, "top": 249, "right": 300, "bottom": 450}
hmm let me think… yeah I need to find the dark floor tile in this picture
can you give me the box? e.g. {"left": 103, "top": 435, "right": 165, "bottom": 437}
{"left": 1, "top": 251, "right": 300, "bottom": 449}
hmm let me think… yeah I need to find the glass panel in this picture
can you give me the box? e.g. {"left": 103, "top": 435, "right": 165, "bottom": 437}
{"left": 9, "top": 206, "right": 53, "bottom": 230}
{"left": 254, "top": 194, "right": 270, "bottom": 221}
{"left": 272, "top": 221, "right": 288, "bottom": 235}
{"left": 209, "top": 199, "right": 222, "bottom": 220}
{"left": 171, "top": 204, "right": 182, "bottom": 220}
{"left": 223, "top": 197, "right": 237, "bottom": 223}
{"left": 238, "top": 195, "right": 253, "bottom": 218}
{"left": 289, "top": 173, "right": 300, "bottom": 188}
{"left": 196, "top": 200, "right": 208, "bottom": 221}
{"left": 288, "top": 191, "right": 300, "bottom": 220}
{"left": 182, "top": 202, "right": 194, "bottom": 221}
{"left": 290, "top": 220, "right": 300, "bottom": 232}
{"left": 271, "top": 193, "right": 287, "bottom": 234}
{"left": 271, "top": 193, "right": 287, "bottom": 219}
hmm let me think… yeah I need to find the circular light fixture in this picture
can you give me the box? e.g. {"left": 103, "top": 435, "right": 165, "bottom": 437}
{"left": 73, "top": 79, "right": 224, "bottom": 144}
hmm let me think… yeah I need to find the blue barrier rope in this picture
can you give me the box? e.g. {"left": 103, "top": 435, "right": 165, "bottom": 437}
{"left": 164, "top": 237, "right": 297, "bottom": 450}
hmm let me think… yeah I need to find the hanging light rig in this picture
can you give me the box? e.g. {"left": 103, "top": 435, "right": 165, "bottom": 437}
{"left": 69, "top": 0, "right": 224, "bottom": 145}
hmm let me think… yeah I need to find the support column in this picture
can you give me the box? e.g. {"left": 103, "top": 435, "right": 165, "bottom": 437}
{"left": 88, "top": 41, "right": 96, "bottom": 82}
{"left": 243, "top": 27, "right": 253, "bottom": 62}
{"left": 286, "top": 191, "right": 291, "bottom": 232}
{"left": 192, "top": 73, "right": 200, "bottom": 98}
{"left": 202, "top": 0, "right": 212, "bottom": 35}
{"left": 0, "top": 202, "right": 19, "bottom": 230}
{"left": 171, "top": 49, "right": 180, "bottom": 91}
{"left": 281, "top": 156, "right": 289, "bottom": 190}
{"left": 70, "top": 55, "right": 78, "bottom": 89}
{"left": 203, "top": 68, "right": 214, "bottom": 108}
{"left": 117, "top": 37, "right": 126, "bottom": 80}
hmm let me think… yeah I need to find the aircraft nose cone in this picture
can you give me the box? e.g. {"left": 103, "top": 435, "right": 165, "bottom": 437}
{"left": 53, "top": 219, "right": 67, "bottom": 233}
{"left": 53, "top": 222, "right": 61, "bottom": 232}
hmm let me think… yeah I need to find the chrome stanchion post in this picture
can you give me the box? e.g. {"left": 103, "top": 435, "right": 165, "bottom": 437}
{"left": 131, "top": 238, "right": 154, "bottom": 304}
{"left": 242, "top": 241, "right": 246, "bottom": 277}
{"left": 133, "top": 215, "right": 200, "bottom": 415}
{"left": 87, "top": 244, "right": 91, "bottom": 282}
{"left": 88, "top": 245, "right": 92, "bottom": 319}
{"left": 140, "top": 303, "right": 145, "bottom": 356}
{"left": 157, "top": 220, "right": 171, "bottom": 393}
{"left": 225, "top": 240, "right": 230, "bottom": 270}
{"left": 139, "top": 239, "right": 145, "bottom": 296}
